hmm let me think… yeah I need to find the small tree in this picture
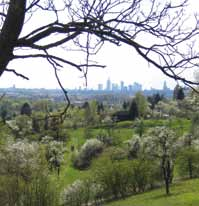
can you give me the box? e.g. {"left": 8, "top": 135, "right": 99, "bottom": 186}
{"left": 148, "top": 93, "right": 164, "bottom": 111}
{"left": 41, "top": 137, "right": 65, "bottom": 176}
{"left": 0, "top": 106, "right": 7, "bottom": 124}
{"left": 93, "top": 154, "right": 132, "bottom": 199}
{"left": 129, "top": 99, "right": 139, "bottom": 120}
{"left": 134, "top": 92, "right": 149, "bottom": 118}
{"left": 173, "top": 85, "right": 185, "bottom": 100}
{"left": 134, "top": 118, "right": 145, "bottom": 137}
{"left": 21, "top": 102, "right": 32, "bottom": 116}
{"left": 177, "top": 134, "right": 199, "bottom": 179}
{"left": 143, "top": 127, "right": 179, "bottom": 195}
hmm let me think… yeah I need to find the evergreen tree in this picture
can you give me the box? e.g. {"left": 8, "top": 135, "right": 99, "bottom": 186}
{"left": 129, "top": 99, "right": 139, "bottom": 120}
{"left": 148, "top": 93, "right": 163, "bottom": 110}
{"left": 21, "top": 102, "right": 32, "bottom": 116}
{"left": 173, "top": 85, "right": 185, "bottom": 100}
{"left": 122, "top": 101, "right": 129, "bottom": 110}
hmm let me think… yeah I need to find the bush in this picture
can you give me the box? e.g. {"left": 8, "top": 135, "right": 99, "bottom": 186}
{"left": 125, "top": 135, "right": 141, "bottom": 159}
{"left": 96, "top": 129, "right": 113, "bottom": 146}
{"left": 93, "top": 154, "right": 132, "bottom": 199}
{"left": 61, "top": 179, "right": 102, "bottom": 206}
{"left": 0, "top": 141, "right": 58, "bottom": 206}
{"left": 41, "top": 136, "right": 65, "bottom": 175}
{"left": 104, "top": 147, "right": 127, "bottom": 161}
{"left": 130, "top": 158, "right": 162, "bottom": 192}
{"left": 92, "top": 151, "right": 162, "bottom": 200}
{"left": 73, "top": 139, "right": 104, "bottom": 169}
{"left": 21, "top": 174, "right": 59, "bottom": 206}
{"left": 177, "top": 148, "right": 199, "bottom": 179}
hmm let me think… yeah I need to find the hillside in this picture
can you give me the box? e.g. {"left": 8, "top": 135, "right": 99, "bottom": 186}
{"left": 106, "top": 179, "right": 199, "bottom": 206}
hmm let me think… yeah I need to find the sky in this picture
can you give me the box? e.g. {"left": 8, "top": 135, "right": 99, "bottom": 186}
{"left": 0, "top": 43, "right": 176, "bottom": 90}
{"left": 0, "top": 0, "right": 198, "bottom": 90}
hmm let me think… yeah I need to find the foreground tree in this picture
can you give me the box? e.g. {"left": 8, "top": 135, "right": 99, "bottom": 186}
{"left": 0, "top": 0, "right": 199, "bottom": 92}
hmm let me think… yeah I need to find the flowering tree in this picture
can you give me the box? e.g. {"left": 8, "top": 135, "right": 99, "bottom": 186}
{"left": 0, "top": 141, "right": 58, "bottom": 206}
{"left": 142, "top": 127, "right": 179, "bottom": 195}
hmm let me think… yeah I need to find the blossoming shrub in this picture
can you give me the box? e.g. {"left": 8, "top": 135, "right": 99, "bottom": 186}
{"left": 61, "top": 179, "right": 103, "bottom": 206}
{"left": 73, "top": 139, "right": 104, "bottom": 169}
{"left": 0, "top": 141, "right": 58, "bottom": 206}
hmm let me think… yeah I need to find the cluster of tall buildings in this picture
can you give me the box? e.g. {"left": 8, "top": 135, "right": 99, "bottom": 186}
{"left": 97, "top": 78, "right": 142, "bottom": 92}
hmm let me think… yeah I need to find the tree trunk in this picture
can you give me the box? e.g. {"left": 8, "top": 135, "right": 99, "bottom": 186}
{"left": 188, "top": 158, "right": 193, "bottom": 179}
{"left": 162, "top": 159, "right": 171, "bottom": 195}
{"left": 0, "top": 0, "right": 26, "bottom": 75}
{"left": 165, "top": 178, "right": 170, "bottom": 195}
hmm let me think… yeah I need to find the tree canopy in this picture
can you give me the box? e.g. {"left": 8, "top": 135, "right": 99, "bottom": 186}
{"left": 0, "top": 0, "right": 199, "bottom": 90}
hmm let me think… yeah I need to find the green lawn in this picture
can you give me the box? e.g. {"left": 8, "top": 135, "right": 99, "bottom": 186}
{"left": 106, "top": 179, "right": 199, "bottom": 206}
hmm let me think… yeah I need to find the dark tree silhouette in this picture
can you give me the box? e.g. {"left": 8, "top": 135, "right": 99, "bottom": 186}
{"left": 173, "top": 85, "right": 185, "bottom": 100}
{"left": 97, "top": 102, "right": 104, "bottom": 115}
{"left": 32, "top": 117, "right": 40, "bottom": 133}
{"left": 21, "top": 102, "right": 32, "bottom": 116}
{"left": 0, "top": 0, "right": 199, "bottom": 91}
{"left": 129, "top": 99, "right": 139, "bottom": 120}
{"left": 0, "top": 106, "right": 7, "bottom": 124}
{"left": 122, "top": 101, "right": 129, "bottom": 110}
{"left": 148, "top": 93, "right": 164, "bottom": 110}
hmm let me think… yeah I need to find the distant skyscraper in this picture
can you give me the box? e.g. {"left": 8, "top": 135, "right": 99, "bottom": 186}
{"left": 112, "top": 83, "right": 119, "bottom": 91}
{"left": 98, "top": 84, "right": 103, "bottom": 90}
{"left": 106, "top": 78, "right": 111, "bottom": 91}
{"left": 132, "top": 82, "right": 142, "bottom": 91}
{"left": 163, "top": 81, "right": 169, "bottom": 91}
{"left": 120, "top": 81, "right": 125, "bottom": 91}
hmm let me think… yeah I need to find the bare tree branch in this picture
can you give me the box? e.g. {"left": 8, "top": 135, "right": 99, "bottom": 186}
{"left": 4, "top": 68, "right": 29, "bottom": 80}
{"left": 44, "top": 50, "right": 70, "bottom": 123}
{"left": 0, "top": 0, "right": 199, "bottom": 98}
{"left": 13, "top": 54, "right": 106, "bottom": 71}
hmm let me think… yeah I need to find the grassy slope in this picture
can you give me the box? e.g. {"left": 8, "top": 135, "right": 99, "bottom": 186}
{"left": 106, "top": 179, "right": 199, "bottom": 206}
{"left": 52, "top": 118, "right": 190, "bottom": 191}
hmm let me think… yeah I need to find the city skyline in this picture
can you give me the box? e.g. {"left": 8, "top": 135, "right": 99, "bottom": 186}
{"left": 1, "top": 1, "right": 197, "bottom": 90}
{"left": 67, "top": 79, "right": 172, "bottom": 91}
{"left": 5, "top": 78, "right": 174, "bottom": 91}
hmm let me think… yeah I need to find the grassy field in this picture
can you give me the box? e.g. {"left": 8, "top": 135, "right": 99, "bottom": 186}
{"left": 106, "top": 179, "right": 199, "bottom": 206}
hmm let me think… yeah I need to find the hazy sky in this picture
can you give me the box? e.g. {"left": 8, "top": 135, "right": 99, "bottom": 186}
{"left": 0, "top": 43, "right": 177, "bottom": 90}
{"left": 0, "top": 0, "right": 197, "bottom": 90}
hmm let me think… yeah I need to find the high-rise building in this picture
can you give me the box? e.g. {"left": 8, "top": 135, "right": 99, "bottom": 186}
{"left": 98, "top": 84, "right": 103, "bottom": 91}
{"left": 163, "top": 81, "right": 169, "bottom": 91}
{"left": 132, "top": 82, "right": 142, "bottom": 91}
{"left": 106, "top": 78, "right": 111, "bottom": 91}
{"left": 120, "top": 81, "right": 124, "bottom": 91}
{"left": 112, "top": 83, "right": 119, "bottom": 91}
